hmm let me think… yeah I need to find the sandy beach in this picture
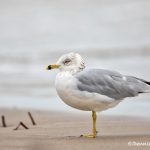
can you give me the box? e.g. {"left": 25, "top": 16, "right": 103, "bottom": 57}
{"left": 0, "top": 109, "right": 149, "bottom": 150}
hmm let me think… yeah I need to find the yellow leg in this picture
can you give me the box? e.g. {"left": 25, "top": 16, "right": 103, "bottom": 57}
{"left": 81, "top": 111, "right": 97, "bottom": 138}
{"left": 92, "top": 111, "right": 97, "bottom": 137}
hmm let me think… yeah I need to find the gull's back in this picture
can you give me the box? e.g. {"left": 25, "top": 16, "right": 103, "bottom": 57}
{"left": 75, "top": 69, "right": 150, "bottom": 100}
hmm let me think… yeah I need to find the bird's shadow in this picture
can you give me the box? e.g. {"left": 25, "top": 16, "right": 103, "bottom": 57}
{"left": 50, "top": 133, "right": 150, "bottom": 140}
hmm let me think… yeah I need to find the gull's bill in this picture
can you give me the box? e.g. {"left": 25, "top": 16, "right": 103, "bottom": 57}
{"left": 45, "top": 64, "right": 59, "bottom": 70}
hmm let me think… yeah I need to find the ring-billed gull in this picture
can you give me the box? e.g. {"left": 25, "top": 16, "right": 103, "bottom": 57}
{"left": 46, "top": 52, "right": 150, "bottom": 138}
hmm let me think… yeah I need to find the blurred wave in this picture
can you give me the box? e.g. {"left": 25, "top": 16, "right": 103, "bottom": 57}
{"left": 0, "top": 0, "right": 150, "bottom": 51}
{"left": 0, "top": 49, "right": 150, "bottom": 97}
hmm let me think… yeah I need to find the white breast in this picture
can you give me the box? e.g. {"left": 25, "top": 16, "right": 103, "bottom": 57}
{"left": 55, "top": 71, "right": 121, "bottom": 111}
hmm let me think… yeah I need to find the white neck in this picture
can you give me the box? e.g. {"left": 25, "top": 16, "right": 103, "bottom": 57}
{"left": 61, "top": 67, "right": 84, "bottom": 75}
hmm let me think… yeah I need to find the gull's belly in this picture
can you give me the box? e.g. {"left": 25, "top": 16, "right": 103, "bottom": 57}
{"left": 55, "top": 72, "right": 121, "bottom": 111}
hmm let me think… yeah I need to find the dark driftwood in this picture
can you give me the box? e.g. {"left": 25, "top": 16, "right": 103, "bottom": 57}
{"left": 1, "top": 115, "right": 7, "bottom": 127}
{"left": 28, "top": 112, "right": 36, "bottom": 125}
{"left": 14, "top": 122, "right": 29, "bottom": 130}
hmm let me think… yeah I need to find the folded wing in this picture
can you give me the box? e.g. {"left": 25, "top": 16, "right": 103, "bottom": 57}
{"left": 75, "top": 69, "right": 150, "bottom": 100}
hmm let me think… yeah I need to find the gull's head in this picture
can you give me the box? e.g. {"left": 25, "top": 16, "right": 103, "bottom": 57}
{"left": 46, "top": 52, "right": 85, "bottom": 72}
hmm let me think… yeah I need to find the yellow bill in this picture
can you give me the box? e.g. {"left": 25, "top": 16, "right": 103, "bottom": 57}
{"left": 45, "top": 64, "right": 59, "bottom": 70}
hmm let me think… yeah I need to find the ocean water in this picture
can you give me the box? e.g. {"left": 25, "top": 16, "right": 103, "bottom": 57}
{"left": 0, "top": 0, "right": 150, "bottom": 118}
{"left": 0, "top": 53, "right": 150, "bottom": 118}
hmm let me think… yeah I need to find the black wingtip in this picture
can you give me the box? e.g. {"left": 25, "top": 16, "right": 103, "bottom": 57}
{"left": 145, "top": 81, "right": 150, "bottom": 85}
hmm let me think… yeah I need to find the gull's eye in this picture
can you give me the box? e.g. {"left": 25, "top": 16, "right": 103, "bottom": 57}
{"left": 63, "top": 59, "right": 71, "bottom": 65}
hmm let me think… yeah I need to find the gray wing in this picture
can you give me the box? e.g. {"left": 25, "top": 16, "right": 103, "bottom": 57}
{"left": 75, "top": 69, "right": 150, "bottom": 100}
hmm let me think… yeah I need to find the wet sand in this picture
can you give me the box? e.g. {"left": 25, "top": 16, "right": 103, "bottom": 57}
{"left": 0, "top": 109, "right": 150, "bottom": 150}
